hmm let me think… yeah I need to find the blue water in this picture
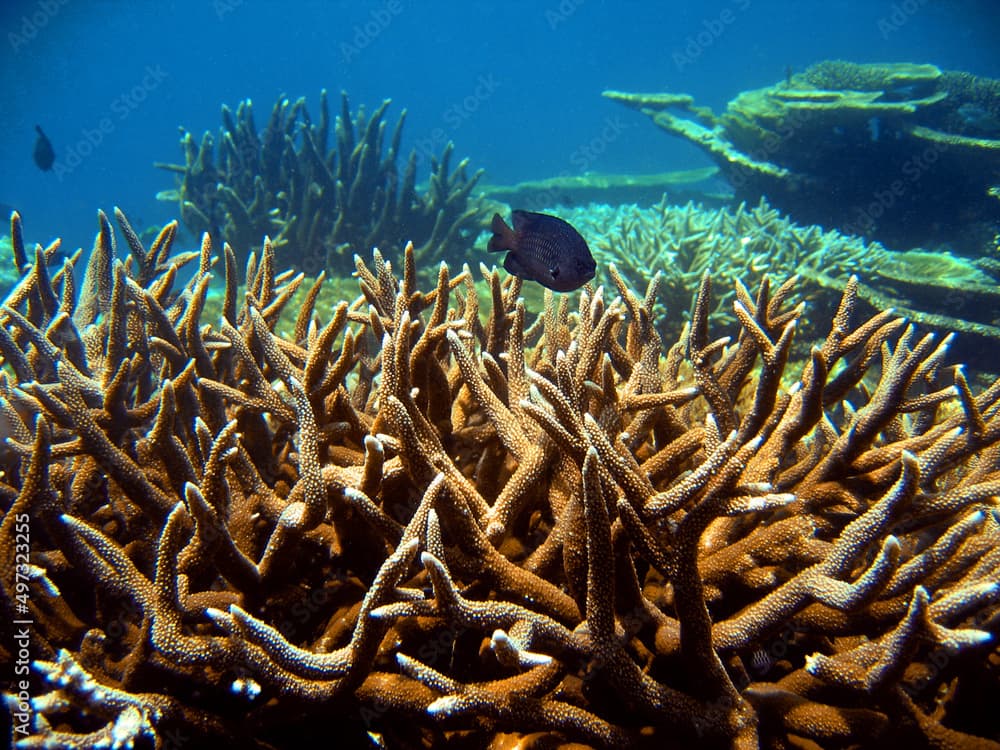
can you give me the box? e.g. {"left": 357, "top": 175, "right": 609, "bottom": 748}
{"left": 1, "top": 0, "right": 998, "bottom": 253}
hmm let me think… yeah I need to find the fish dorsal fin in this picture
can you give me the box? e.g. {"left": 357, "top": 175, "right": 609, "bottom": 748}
{"left": 512, "top": 210, "right": 543, "bottom": 232}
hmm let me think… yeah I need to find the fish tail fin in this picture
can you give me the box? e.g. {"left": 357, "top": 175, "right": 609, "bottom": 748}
{"left": 488, "top": 213, "right": 514, "bottom": 252}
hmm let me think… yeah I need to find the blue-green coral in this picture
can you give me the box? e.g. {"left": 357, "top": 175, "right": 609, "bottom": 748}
{"left": 156, "top": 90, "right": 487, "bottom": 276}
{"left": 605, "top": 60, "right": 1000, "bottom": 255}
{"left": 549, "top": 196, "right": 1000, "bottom": 372}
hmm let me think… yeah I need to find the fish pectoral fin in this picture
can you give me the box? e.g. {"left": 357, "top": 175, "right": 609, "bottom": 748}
{"left": 549, "top": 266, "right": 560, "bottom": 279}
{"left": 503, "top": 253, "right": 532, "bottom": 279}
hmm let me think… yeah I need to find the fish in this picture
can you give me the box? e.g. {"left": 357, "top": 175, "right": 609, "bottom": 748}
{"left": 487, "top": 210, "right": 596, "bottom": 292}
{"left": 33, "top": 125, "right": 55, "bottom": 171}
{"left": 957, "top": 103, "right": 1000, "bottom": 135}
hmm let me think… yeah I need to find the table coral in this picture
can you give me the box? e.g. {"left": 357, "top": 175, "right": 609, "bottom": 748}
{"left": 1, "top": 208, "right": 999, "bottom": 748}
{"left": 604, "top": 60, "right": 1000, "bottom": 255}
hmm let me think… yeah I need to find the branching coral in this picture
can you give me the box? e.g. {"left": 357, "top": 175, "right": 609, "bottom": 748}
{"left": 559, "top": 196, "right": 1000, "bottom": 374}
{"left": 1, "top": 206, "right": 999, "bottom": 749}
{"left": 156, "top": 90, "right": 487, "bottom": 275}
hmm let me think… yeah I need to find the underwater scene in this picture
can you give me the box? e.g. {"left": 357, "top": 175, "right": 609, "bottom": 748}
{"left": 2, "top": 1, "right": 1000, "bottom": 748}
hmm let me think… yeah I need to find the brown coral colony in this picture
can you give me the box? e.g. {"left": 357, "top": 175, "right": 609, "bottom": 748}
{"left": 1, "top": 201, "right": 998, "bottom": 748}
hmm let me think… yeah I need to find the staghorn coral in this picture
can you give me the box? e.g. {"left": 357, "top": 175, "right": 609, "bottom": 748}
{"left": 556, "top": 196, "right": 1000, "bottom": 374}
{"left": 0, "top": 206, "right": 999, "bottom": 749}
{"left": 156, "top": 90, "right": 487, "bottom": 276}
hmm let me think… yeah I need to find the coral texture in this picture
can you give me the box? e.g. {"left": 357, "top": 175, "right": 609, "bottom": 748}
{"left": 604, "top": 60, "right": 1000, "bottom": 254}
{"left": 1, "top": 209, "right": 999, "bottom": 748}
{"left": 156, "top": 90, "right": 486, "bottom": 275}
{"left": 558, "top": 197, "right": 1000, "bottom": 372}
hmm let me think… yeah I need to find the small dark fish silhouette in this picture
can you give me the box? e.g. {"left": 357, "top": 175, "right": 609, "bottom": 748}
{"left": 488, "top": 210, "right": 596, "bottom": 292}
{"left": 957, "top": 103, "right": 1000, "bottom": 134}
{"left": 33, "top": 125, "right": 55, "bottom": 171}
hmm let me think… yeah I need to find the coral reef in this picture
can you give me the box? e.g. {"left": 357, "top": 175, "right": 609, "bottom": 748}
{"left": 2, "top": 207, "right": 1000, "bottom": 749}
{"left": 604, "top": 60, "right": 1000, "bottom": 254}
{"left": 0, "top": 235, "right": 17, "bottom": 290}
{"left": 557, "top": 196, "right": 1000, "bottom": 374}
{"left": 480, "top": 166, "right": 726, "bottom": 211}
{"left": 156, "top": 90, "right": 487, "bottom": 275}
